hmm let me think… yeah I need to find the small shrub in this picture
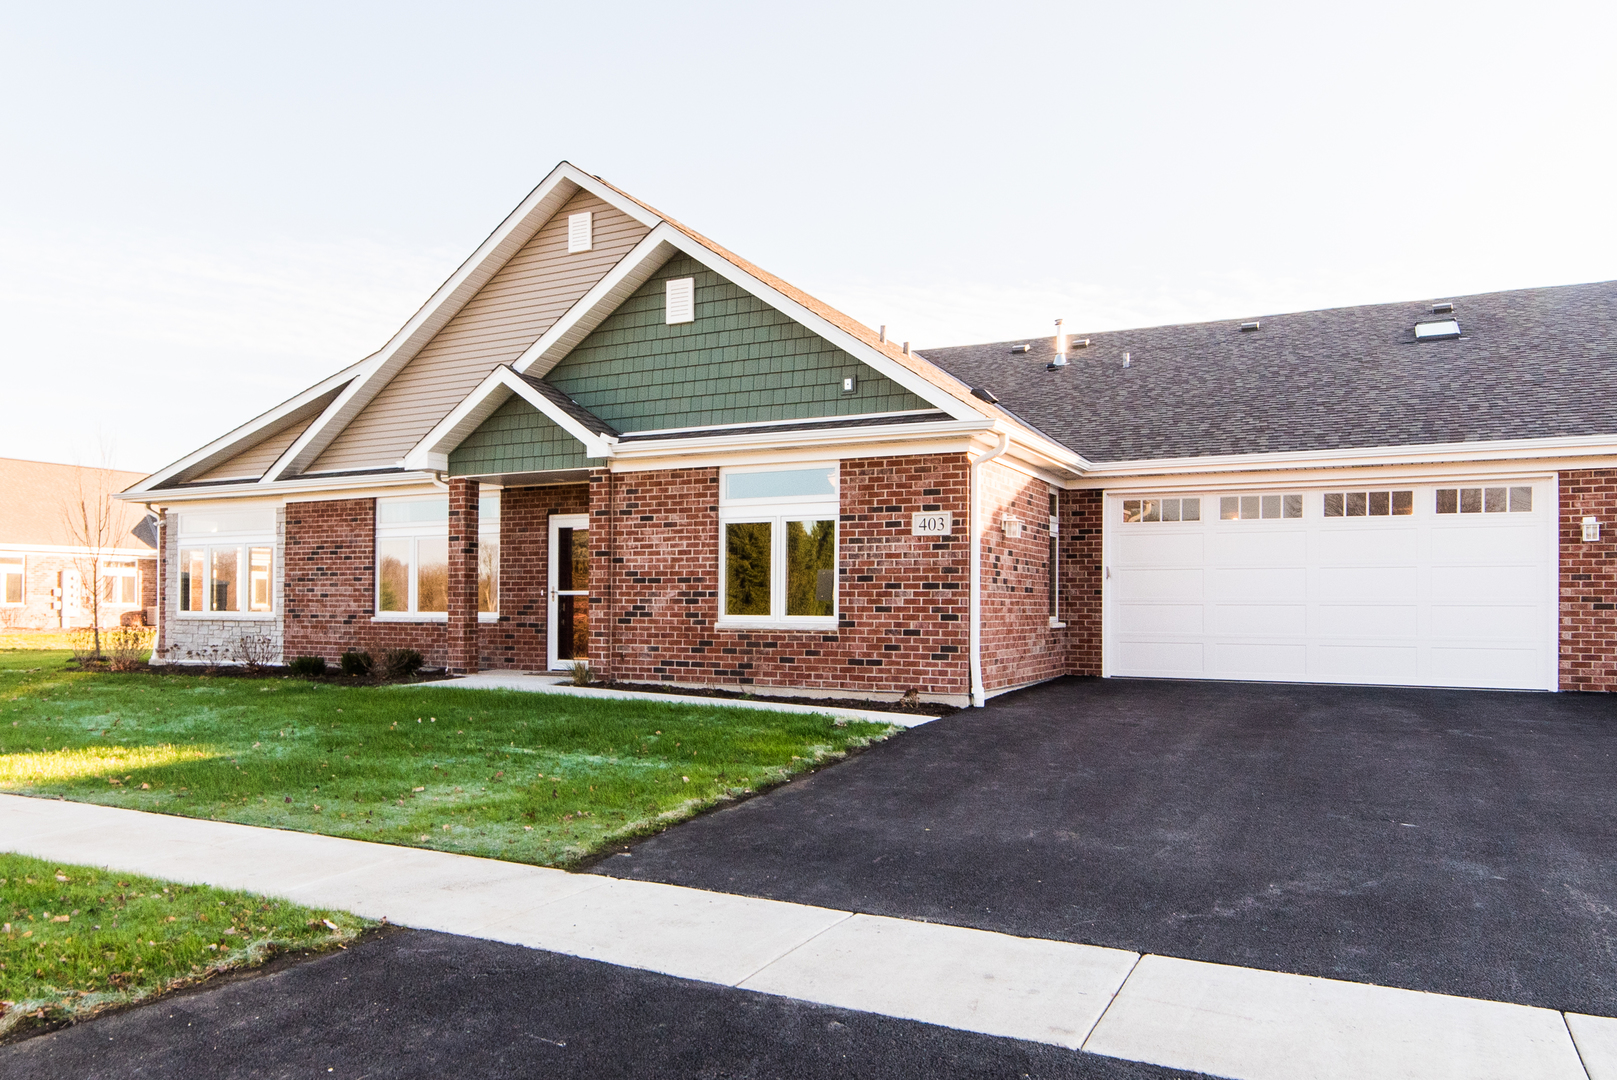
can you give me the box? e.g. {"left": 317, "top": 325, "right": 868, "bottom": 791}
{"left": 235, "top": 632, "right": 276, "bottom": 672}
{"left": 68, "top": 627, "right": 100, "bottom": 665}
{"left": 288, "top": 655, "right": 328, "bottom": 678}
{"left": 106, "top": 626, "right": 154, "bottom": 671}
{"left": 568, "top": 660, "right": 594, "bottom": 687}
{"left": 340, "top": 651, "right": 374, "bottom": 677}
{"left": 379, "top": 648, "right": 424, "bottom": 679}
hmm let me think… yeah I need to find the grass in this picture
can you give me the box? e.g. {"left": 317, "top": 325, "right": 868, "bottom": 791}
{"left": 0, "top": 851, "right": 368, "bottom": 1038}
{"left": 0, "top": 650, "right": 896, "bottom": 865}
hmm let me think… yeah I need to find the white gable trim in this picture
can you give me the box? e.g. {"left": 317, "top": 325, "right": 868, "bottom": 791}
{"left": 402, "top": 366, "right": 617, "bottom": 473}
{"left": 126, "top": 360, "right": 363, "bottom": 494}
{"left": 510, "top": 223, "right": 990, "bottom": 425}
{"left": 262, "top": 162, "right": 663, "bottom": 483}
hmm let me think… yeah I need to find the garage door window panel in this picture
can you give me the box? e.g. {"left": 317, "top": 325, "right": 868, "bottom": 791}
{"left": 1123, "top": 497, "right": 1200, "bottom": 524}
{"left": 1220, "top": 494, "right": 1301, "bottom": 520}
{"left": 1436, "top": 487, "right": 1532, "bottom": 514}
{"left": 1324, "top": 490, "right": 1413, "bottom": 518}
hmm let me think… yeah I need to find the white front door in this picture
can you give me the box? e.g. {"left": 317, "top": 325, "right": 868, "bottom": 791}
{"left": 548, "top": 514, "right": 590, "bottom": 670}
{"left": 1104, "top": 480, "right": 1559, "bottom": 690}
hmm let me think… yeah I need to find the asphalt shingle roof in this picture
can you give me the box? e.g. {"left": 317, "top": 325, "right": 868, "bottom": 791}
{"left": 918, "top": 280, "right": 1617, "bottom": 463}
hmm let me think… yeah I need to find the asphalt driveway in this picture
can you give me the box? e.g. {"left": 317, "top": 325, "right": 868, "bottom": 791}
{"left": 605, "top": 676, "right": 1617, "bottom": 1015}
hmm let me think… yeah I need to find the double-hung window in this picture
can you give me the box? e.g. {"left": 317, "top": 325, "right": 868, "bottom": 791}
{"left": 177, "top": 510, "right": 275, "bottom": 616}
{"left": 0, "top": 557, "right": 22, "bottom": 605}
{"left": 376, "top": 493, "right": 499, "bottom": 620}
{"left": 719, "top": 464, "right": 839, "bottom": 627}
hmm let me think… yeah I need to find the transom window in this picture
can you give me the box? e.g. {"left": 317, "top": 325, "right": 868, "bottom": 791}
{"left": 1122, "top": 497, "right": 1201, "bottom": 523}
{"left": 1435, "top": 486, "right": 1532, "bottom": 514}
{"left": 1324, "top": 490, "right": 1413, "bottom": 518}
{"left": 178, "top": 509, "right": 275, "bottom": 616}
{"left": 0, "top": 557, "right": 22, "bottom": 605}
{"left": 719, "top": 464, "right": 838, "bottom": 626}
{"left": 1220, "top": 494, "right": 1301, "bottom": 520}
{"left": 377, "top": 493, "right": 499, "bottom": 619}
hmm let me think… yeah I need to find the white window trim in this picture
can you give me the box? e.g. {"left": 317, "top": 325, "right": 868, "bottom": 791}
{"left": 176, "top": 536, "right": 275, "bottom": 619}
{"left": 373, "top": 493, "right": 500, "bottom": 622}
{"left": 1048, "top": 501, "right": 1064, "bottom": 629}
{"left": 718, "top": 463, "right": 839, "bottom": 629}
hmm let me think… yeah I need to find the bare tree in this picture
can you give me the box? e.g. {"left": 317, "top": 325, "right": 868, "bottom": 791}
{"left": 60, "top": 446, "right": 123, "bottom": 659}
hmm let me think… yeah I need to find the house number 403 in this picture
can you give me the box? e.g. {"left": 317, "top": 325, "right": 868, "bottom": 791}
{"left": 911, "top": 512, "right": 953, "bottom": 536}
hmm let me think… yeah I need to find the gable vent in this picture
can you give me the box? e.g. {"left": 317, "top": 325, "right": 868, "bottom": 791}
{"left": 1415, "top": 319, "right": 1460, "bottom": 341}
{"left": 567, "top": 212, "right": 593, "bottom": 254}
{"left": 1431, "top": 301, "right": 1454, "bottom": 314}
{"left": 665, "top": 277, "right": 695, "bottom": 324}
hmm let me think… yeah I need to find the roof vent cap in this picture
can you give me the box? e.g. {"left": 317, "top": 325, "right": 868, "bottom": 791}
{"left": 1010, "top": 344, "right": 1031, "bottom": 354}
{"left": 1415, "top": 319, "right": 1461, "bottom": 341}
{"left": 971, "top": 387, "right": 999, "bottom": 403}
{"left": 1072, "top": 338, "right": 1089, "bottom": 349}
{"left": 1431, "top": 302, "right": 1454, "bottom": 314}
{"left": 1240, "top": 320, "right": 1261, "bottom": 332}
{"left": 1122, "top": 352, "right": 1132, "bottom": 368}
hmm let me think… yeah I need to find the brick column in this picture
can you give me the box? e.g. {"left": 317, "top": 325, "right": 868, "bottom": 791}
{"left": 588, "top": 468, "right": 612, "bottom": 681}
{"left": 447, "top": 477, "right": 480, "bottom": 674}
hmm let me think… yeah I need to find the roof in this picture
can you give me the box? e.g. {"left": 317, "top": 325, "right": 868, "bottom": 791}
{"left": 516, "top": 374, "right": 619, "bottom": 438}
{"left": 919, "top": 280, "right": 1617, "bottom": 463}
{"left": 0, "top": 458, "right": 156, "bottom": 551}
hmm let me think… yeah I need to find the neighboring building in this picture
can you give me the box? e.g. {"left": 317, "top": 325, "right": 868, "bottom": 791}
{"left": 119, "top": 163, "right": 1617, "bottom": 699}
{"left": 2, "top": 458, "right": 157, "bottom": 631}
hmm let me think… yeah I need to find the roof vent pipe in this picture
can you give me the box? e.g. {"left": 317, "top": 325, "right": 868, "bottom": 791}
{"left": 879, "top": 325, "right": 887, "bottom": 343}
{"left": 902, "top": 341, "right": 910, "bottom": 355}
{"left": 1432, "top": 302, "right": 1454, "bottom": 314}
{"left": 1123, "top": 352, "right": 1132, "bottom": 368}
{"left": 1048, "top": 318, "right": 1068, "bottom": 369}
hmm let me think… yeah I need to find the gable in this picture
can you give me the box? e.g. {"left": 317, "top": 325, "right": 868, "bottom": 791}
{"left": 448, "top": 394, "right": 591, "bottom": 476}
{"left": 309, "top": 190, "right": 651, "bottom": 474}
{"left": 545, "top": 254, "right": 929, "bottom": 433}
{"left": 195, "top": 413, "right": 319, "bottom": 482}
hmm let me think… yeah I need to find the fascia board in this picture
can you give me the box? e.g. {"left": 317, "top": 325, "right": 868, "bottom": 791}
{"left": 609, "top": 418, "right": 988, "bottom": 459}
{"left": 514, "top": 231, "right": 680, "bottom": 377}
{"left": 126, "top": 361, "right": 363, "bottom": 494}
{"left": 1079, "top": 432, "right": 1617, "bottom": 479}
{"left": 609, "top": 438, "right": 984, "bottom": 474}
{"left": 121, "top": 472, "right": 441, "bottom": 505}
{"left": 0, "top": 542, "right": 158, "bottom": 557}
{"left": 265, "top": 162, "right": 658, "bottom": 483}
{"left": 1079, "top": 464, "right": 1578, "bottom": 494}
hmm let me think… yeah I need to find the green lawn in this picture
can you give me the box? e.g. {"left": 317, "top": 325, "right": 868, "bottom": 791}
{"left": 0, "top": 852, "right": 368, "bottom": 1038}
{"left": 0, "top": 651, "right": 895, "bottom": 866}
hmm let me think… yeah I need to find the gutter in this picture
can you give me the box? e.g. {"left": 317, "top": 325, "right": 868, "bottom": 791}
{"left": 968, "top": 432, "right": 1011, "bottom": 707}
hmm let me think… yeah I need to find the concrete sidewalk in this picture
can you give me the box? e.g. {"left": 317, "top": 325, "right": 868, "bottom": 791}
{"left": 2, "top": 793, "right": 1610, "bottom": 1080}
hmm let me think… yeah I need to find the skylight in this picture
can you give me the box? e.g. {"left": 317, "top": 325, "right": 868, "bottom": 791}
{"left": 1415, "top": 319, "right": 1460, "bottom": 341}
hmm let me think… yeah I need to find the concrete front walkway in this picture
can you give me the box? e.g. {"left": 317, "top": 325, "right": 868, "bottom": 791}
{"left": 2, "top": 794, "right": 1610, "bottom": 1080}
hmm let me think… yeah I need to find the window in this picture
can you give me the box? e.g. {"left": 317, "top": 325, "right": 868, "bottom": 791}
{"left": 1220, "top": 493, "right": 1302, "bottom": 520}
{"left": 719, "top": 464, "right": 838, "bottom": 625}
{"left": 0, "top": 557, "right": 21, "bottom": 605}
{"left": 1048, "top": 493, "right": 1060, "bottom": 624}
{"left": 376, "top": 493, "right": 500, "bottom": 618}
{"left": 1415, "top": 319, "right": 1460, "bottom": 340}
{"left": 102, "top": 560, "right": 139, "bottom": 605}
{"left": 567, "top": 211, "right": 592, "bottom": 253}
{"left": 666, "top": 277, "right": 695, "bottom": 324}
{"left": 1435, "top": 486, "right": 1532, "bottom": 514}
{"left": 1122, "top": 496, "right": 1202, "bottom": 523}
{"left": 1323, "top": 490, "right": 1413, "bottom": 518}
{"left": 177, "top": 510, "right": 275, "bottom": 616}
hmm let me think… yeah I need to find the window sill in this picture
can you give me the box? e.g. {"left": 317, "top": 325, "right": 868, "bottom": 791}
{"left": 175, "top": 612, "right": 275, "bottom": 620}
{"left": 374, "top": 612, "right": 447, "bottom": 623}
{"left": 715, "top": 619, "right": 840, "bottom": 632}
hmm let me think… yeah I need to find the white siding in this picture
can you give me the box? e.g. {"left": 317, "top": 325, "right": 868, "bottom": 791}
{"left": 309, "top": 191, "right": 650, "bottom": 473}
{"left": 195, "top": 417, "right": 317, "bottom": 482}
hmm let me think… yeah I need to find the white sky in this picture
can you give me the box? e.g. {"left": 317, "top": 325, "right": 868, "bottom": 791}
{"left": 3, "top": 0, "right": 1614, "bottom": 473}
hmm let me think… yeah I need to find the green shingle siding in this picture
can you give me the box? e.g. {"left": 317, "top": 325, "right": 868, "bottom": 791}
{"left": 448, "top": 394, "right": 590, "bottom": 475}
{"left": 546, "top": 254, "right": 927, "bottom": 431}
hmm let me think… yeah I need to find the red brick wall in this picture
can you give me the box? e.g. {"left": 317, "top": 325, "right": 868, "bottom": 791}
{"left": 598, "top": 455, "right": 972, "bottom": 698}
{"left": 446, "top": 478, "right": 479, "bottom": 673}
{"left": 1062, "top": 488, "right": 1104, "bottom": 677}
{"left": 1559, "top": 469, "right": 1617, "bottom": 691}
{"left": 479, "top": 483, "right": 591, "bottom": 671}
{"left": 283, "top": 497, "right": 447, "bottom": 666}
{"left": 977, "top": 460, "right": 1064, "bottom": 691}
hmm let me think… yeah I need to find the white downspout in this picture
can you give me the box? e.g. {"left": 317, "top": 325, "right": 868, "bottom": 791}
{"left": 968, "top": 432, "right": 1010, "bottom": 707}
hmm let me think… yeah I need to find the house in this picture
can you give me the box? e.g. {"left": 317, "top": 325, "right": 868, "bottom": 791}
{"left": 2, "top": 458, "right": 158, "bottom": 631}
{"left": 119, "top": 163, "right": 1617, "bottom": 700}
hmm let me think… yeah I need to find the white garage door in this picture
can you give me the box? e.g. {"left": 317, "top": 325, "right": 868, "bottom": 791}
{"left": 1104, "top": 480, "right": 1558, "bottom": 690}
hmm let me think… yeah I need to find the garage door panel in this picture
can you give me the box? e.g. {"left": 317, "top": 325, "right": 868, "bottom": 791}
{"left": 1314, "top": 566, "right": 1418, "bottom": 601}
{"left": 1118, "top": 604, "right": 1204, "bottom": 634}
{"left": 1428, "top": 604, "right": 1542, "bottom": 640}
{"left": 1211, "top": 604, "right": 1307, "bottom": 636}
{"left": 1430, "top": 564, "right": 1543, "bottom": 602}
{"left": 1113, "top": 639, "right": 1204, "bottom": 676}
{"left": 1313, "top": 529, "right": 1419, "bottom": 566}
{"left": 1312, "top": 603, "right": 1418, "bottom": 639}
{"left": 1106, "top": 483, "right": 1554, "bottom": 690}
{"left": 1312, "top": 644, "right": 1420, "bottom": 684}
{"left": 1424, "top": 646, "right": 1543, "bottom": 690}
{"left": 1206, "top": 531, "right": 1306, "bottom": 567}
{"left": 1114, "top": 532, "right": 1203, "bottom": 567}
{"left": 1431, "top": 525, "right": 1542, "bottom": 564}
{"left": 1115, "top": 568, "right": 1203, "bottom": 602}
{"left": 1208, "top": 642, "right": 1308, "bottom": 677}
{"left": 1206, "top": 567, "right": 1307, "bottom": 601}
